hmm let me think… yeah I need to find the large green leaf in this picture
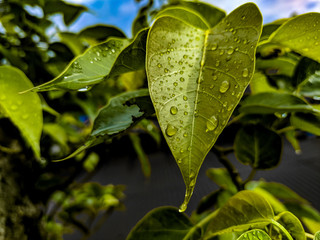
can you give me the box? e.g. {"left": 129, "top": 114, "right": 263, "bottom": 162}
{"left": 239, "top": 92, "right": 319, "bottom": 115}
{"left": 146, "top": 3, "right": 262, "bottom": 212}
{"left": 0, "top": 66, "right": 42, "bottom": 158}
{"left": 237, "top": 230, "right": 271, "bottom": 240}
{"left": 269, "top": 13, "right": 320, "bottom": 62}
{"left": 234, "top": 124, "right": 282, "bottom": 169}
{"left": 276, "top": 211, "right": 306, "bottom": 240}
{"left": 126, "top": 207, "right": 201, "bottom": 240}
{"left": 205, "top": 190, "right": 274, "bottom": 238}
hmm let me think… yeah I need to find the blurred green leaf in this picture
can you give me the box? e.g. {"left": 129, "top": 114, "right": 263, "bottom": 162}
{"left": 237, "top": 230, "right": 271, "bottom": 240}
{"left": 291, "top": 113, "right": 320, "bottom": 136}
{"left": 205, "top": 190, "right": 274, "bottom": 238}
{"left": 43, "top": 123, "right": 69, "bottom": 150}
{"left": 239, "top": 92, "right": 319, "bottom": 114}
{"left": 126, "top": 207, "right": 201, "bottom": 240}
{"left": 294, "top": 57, "right": 320, "bottom": 89}
{"left": 129, "top": 133, "right": 151, "bottom": 178}
{"left": 234, "top": 124, "right": 282, "bottom": 169}
{"left": 269, "top": 13, "right": 320, "bottom": 62}
{"left": 284, "top": 130, "right": 301, "bottom": 153}
{"left": 0, "top": 66, "right": 42, "bottom": 158}
{"left": 250, "top": 72, "right": 278, "bottom": 94}
{"left": 206, "top": 168, "right": 237, "bottom": 193}
{"left": 83, "top": 152, "right": 100, "bottom": 172}
{"left": 276, "top": 211, "right": 305, "bottom": 240}
{"left": 58, "top": 32, "right": 85, "bottom": 56}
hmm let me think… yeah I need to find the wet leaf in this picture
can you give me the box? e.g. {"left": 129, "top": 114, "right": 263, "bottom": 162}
{"left": 205, "top": 190, "right": 274, "bottom": 238}
{"left": 147, "top": 3, "right": 262, "bottom": 212}
{"left": 239, "top": 92, "right": 319, "bottom": 115}
{"left": 237, "top": 230, "right": 271, "bottom": 240}
{"left": 27, "top": 37, "right": 130, "bottom": 92}
{"left": 126, "top": 207, "right": 201, "bottom": 240}
{"left": 269, "top": 13, "right": 320, "bottom": 62}
{"left": 0, "top": 66, "right": 42, "bottom": 158}
{"left": 234, "top": 124, "right": 282, "bottom": 169}
{"left": 276, "top": 211, "right": 306, "bottom": 240}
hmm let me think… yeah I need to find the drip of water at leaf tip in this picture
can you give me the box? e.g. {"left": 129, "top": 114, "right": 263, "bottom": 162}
{"left": 179, "top": 202, "right": 187, "bottom": 212}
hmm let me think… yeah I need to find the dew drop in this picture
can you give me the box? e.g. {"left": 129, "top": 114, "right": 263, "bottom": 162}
{"left": 183, "top": 55, "right": 188, "bottom": 59}
{"left": 157, "top": 63, "right": 162, "bottom": 68}
{"left": 213, "top": 75, "right": 218, "bottom": 81}
{"left": 173, "top": 82, "right": 178, "bottom": 86}
{"left": 184, "top": 111, "right": 188, "bottom": 115}
{"left": 206, "top": 115, "right": 218, "bottom": 132}
{"left": 183, "top": 133, "right": 188, "bottom": 137}
{"left": 219, "top": 80, "right": 230, "bottom": 93}
{"left": 180, "top": 77, "right": 185, "bottom": 82}
{"left": 164, "top": 68, "right": 169, "bottom": 73}
{"left": 241, "top": 15, "right": 246, "bottom": 20}
{"left": 211, "top": 43, "right": 218, "bottom": 51}
{"left": 78, "top": 86, "right": 91, "bottom": 92}
{"left": 219, "top": 49, "right": 224, "bottom": 55}
{"left": 242, "top": 68, "right": 249, "bottom": 77}
{"left": 227, "top": 47, "right": 234, "bottom": 55}
{"left": 190, "top": 179, "right": 196, "bottom": 187}
{"left": 177, "top": 159, "right": 182, "bottom": 164}
{"left": 183, "top": 96, "right": 188, "bottom": 101}
{"left": 166, "top": 124, "right": 177, "bottom": 137}
{"left": 170, "top": 106, "right": 178, "bottom": 115}
{"left": 215, "top": 60, "right": 220, "bottom": 67}
{"left": 179, "top": 61, "right": 183, "bottom": 65}
{"left": 179, "top": 202, "right": 187, "bottom": 212}
{"left": 189, "top": 171, "right": 195, "bottom": 178}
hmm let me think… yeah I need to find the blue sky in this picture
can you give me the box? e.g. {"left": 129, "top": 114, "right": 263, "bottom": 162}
{"left": 65, "top": 0, "right": 320, "bottom": 37}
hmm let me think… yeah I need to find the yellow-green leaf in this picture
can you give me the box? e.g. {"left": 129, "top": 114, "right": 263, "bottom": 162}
{"left": 0, "top": 66, "right": 42, "bottom": 158}
{"left": 146, "top": 3, "right": 262, "bottom": 212}
{"left": 269, "top": 13, "right": 320, "bottom": 62}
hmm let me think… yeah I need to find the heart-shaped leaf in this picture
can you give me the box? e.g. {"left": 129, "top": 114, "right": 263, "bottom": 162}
{"left": 146, "top": 3, "right": 262, "bottom": 211}
{"left": 0, "top": 66, "right": 42, "bottom": 158}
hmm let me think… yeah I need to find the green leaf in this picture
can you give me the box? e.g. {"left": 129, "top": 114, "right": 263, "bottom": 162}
{"left": 291, "top": 113, "right": 320, "bottom": 136}
{"left": 0, "top": 66, "right": 42, "bottom": 158}
{"left": 206, "top": 168, "right": 237, "bottom": 193}
{"left": 196, "top": 189, "right": 233, "bottom": 214}
{"left": 156, "top": 6, "right": 210, "bottom": 30}
{"left": 27, "top": 37, "right": 130, "bottom": 92}
{"left": 178, "top": 1, "right": 226, "bottom": 28}
{"left": 78, "top": 24, "right": 126, "bottom": 43}
{"left": 286, "top": 202, "right": 320, "bottom": 223}
{"left": 269, "top": 13, "right": 320, "bottom": 62}
{"left": 234, "top": 124, "right": 282, "bottom": 169}
{"left": 250, "top": 72, "right": 278, "bottom": 94}
{"left": 284, "top": 130, "right": 301, "bottom": 153}
{"left": 315, "top": 231, "right": 320, "bottom": 240}
{"left": 56, "top": 89, "right": 154, "bottom": 161}
{"left": 303, "top": 218, "right": 320, "bottom": 235}
{"left": 276, "top": 211, "right": 306, "bottom": 240}
{"left": 129, "top": 133, "right": 151, "bottom": 178}
{"left": 245, "top": 181, "right": 308, "bottom": 204}
{"left": 256, "top": 57, "right": 297, "bottom": 78}
{"left": 126, "top": 207, "right": 201, "bottom": 240}
{"left": 146, "top": 3, "right": 262, "bottom": 212}
{"left": 294, "top": 57, "right": 320, "bottom": 89}
{"left": 237, "top": 230, "right": 271, "bottom": 240}
{"left": 239, "top": 92, "right": 319, "bottom": 115}
{"left": 205, "top": 190, "right": 274, "bottom": 238}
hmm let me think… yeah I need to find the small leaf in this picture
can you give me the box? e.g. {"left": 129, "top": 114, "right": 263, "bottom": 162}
{"left": 178, "top": 1, "right": 226, "bottom": 28}
{"left": 269, "top": 13, "right": 320, "bottom": 62}
{"left": 291, "top": 113, "right": 320, "bottom": 136}
{"left": 126, "top": 207, "right": 201, "bottom": 240}
{"left": 0, "top": 66, "right": 42, "bottom": 158}
{"left": 239, "top": 92, "right": 319, "bottom": 115}
{"left": 205, "top": 190, "right": 274, "bottom": 238}
{"left": 237, "top": 230, "right": 271, "bottom": 240}
{"left": 206, "top": 168, "right": 237, "bottom": 193}
{"left": 28, "top": 37, "right": 130, "bottom": 92}
{"left": 276, "top": 211, "right": 306, "bottom": 240}
{"left": 156, "top": 6, "right": 210, "bottom": 30}
{"left": 147, "top": 3, "right": 262, "bottom": 212}
{"left": 234, "top": 124, "right": 282, "bottom": 169}
{"left": 285, "top": 130, "right": 301, "bottom": 153}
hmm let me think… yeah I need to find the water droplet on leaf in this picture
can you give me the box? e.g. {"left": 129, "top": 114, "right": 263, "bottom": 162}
{"left": 206, "top": 115, "right": 218, "bottom": 132}
{"left": 170, "top": 106, "right": 178, "bottom": 115}
{"left": 166, "top": 124, "right": 177, "bottom": 137}
{"left": 242, "top": 68, "right": 249, "bottom": 77}
{"left": 219, "top": 80, "right": 230, "bottom": 93}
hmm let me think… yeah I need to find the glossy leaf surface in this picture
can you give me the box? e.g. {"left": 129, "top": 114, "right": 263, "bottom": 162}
{"left": 147, "top": 3, "right": 262, "bottom": 212}
{"left": 205, "top": 190, "right": 274, "bottom": 238}
{"left": 269, "top": 13, "right": 320, "bottom": 62}
{"left": 0, "top": 66, "right": 42, "bottom": 158}
{"left": 234, "top": 124, "right": 282, "bottom": 169}
{"left": 237, "top": 230, "right": 271, "bottom": 240}
{"left": 126, "top": 207, "right": 201, "bottom": 240}
{"left": 239, "top": 92, "right": 319, "bottom": 114}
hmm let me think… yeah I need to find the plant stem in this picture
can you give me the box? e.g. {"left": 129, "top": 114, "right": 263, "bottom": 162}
{"left": 212, "top": 146, "right": 243, "bottom": 191}
{"left": 271, "top": 219, "right": 294, "bottom": 240}
{"left": 276, "top": 126, "right": 296, "bottom": 134}
{"left": 242, "top": 168, "right": 256, "bottom": 186}
{"left": 305, "top": 232, "right": 314, "bottom": 239}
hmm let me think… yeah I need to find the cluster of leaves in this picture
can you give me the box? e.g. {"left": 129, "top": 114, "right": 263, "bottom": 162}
{"left": 1, "top": 0, "right": 320, "bottom": 239}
